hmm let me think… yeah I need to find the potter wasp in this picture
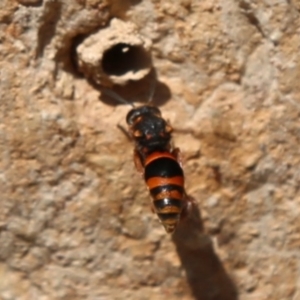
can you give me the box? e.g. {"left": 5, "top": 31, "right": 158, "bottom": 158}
{"left": 104, "top": 89, "right": 193, "bottom": 233}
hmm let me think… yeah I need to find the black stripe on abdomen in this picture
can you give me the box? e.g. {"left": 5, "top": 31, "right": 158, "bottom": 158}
{"left": 144, "top": 157, "right": 183, "bottom": 181}
{"left": 158, "top": 213, "right": 180, "bottom": 221}
{"left": 153, "top": 198, "right": 183, "bottom": 210}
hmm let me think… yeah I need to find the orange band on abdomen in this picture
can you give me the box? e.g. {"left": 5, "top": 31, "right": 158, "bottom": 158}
{"left": 146, "top": 176, "right": 184, "bottom": 190}
{"left": 145, "top": 151, "right": 177, "bottom": 166}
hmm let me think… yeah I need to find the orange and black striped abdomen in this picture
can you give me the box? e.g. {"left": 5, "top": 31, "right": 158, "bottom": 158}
{"left": 144, "top": 151, "right": 185, "bottom": 233}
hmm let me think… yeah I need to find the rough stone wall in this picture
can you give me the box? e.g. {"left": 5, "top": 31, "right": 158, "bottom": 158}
{"left": 1, "top": 0, "right": 300, "bottom": 299}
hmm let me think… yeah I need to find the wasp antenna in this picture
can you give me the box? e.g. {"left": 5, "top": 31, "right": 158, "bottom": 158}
{"left": 147, "top": 78, "right": 156, "bottom": 104}
{"left": 102, "top": 88, "right": 135, "bottom": 108}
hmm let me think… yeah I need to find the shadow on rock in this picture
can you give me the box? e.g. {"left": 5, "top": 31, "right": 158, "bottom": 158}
{"left": 172, "top": 203, "right": 238, "bottom": 300}
{"left": 98, "top": 68, "right": 171, "bottom": 107}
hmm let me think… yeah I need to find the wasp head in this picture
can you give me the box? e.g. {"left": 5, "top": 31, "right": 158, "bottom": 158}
{"left": 126, "top": 105, "right": 173, "bottom": 152}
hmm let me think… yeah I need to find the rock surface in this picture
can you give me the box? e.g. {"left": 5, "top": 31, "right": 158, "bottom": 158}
{"left": 1, "top": 0, "right": 300, "bottom": 299}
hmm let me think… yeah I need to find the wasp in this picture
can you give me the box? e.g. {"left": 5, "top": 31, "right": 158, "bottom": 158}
{"left": 103, "top": 89, "right": 193, "bottom": 233}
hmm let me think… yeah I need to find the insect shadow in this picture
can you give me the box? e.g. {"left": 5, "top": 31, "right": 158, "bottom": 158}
{"left": 172, "top": 203, "right": 238, "bottom": 300}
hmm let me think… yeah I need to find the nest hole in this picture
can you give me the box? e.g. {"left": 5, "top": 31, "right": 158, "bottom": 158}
{"left": 102, "top": 43, "right": 151, "bottom": 77}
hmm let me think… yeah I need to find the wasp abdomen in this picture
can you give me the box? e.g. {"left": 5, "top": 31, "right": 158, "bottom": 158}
{"left": 144, "top": 151, "right": 185, "bottom": 233}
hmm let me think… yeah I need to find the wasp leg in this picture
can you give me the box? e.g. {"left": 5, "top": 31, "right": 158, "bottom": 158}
{"left": 180, "top": 195, "right": 197, "bottom": 220}
{"left": 172, "top": 147, "right": 183, "bottom": 168}
{"left": 117, "top": 124, "right": 132, "bottom": 141}
{"left": 133, "top": 149, "right": 144, "bottom": 176}
{"left": 150, "top": 202, "right": 155, "bottom": 213}
{"left": 147, "top": 68, "right": 157, "bottom": 104}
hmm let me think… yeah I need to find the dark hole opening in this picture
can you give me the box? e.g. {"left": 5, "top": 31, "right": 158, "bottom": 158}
{"left": 102, "top": 43, "right": 151, "bottom": 77}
